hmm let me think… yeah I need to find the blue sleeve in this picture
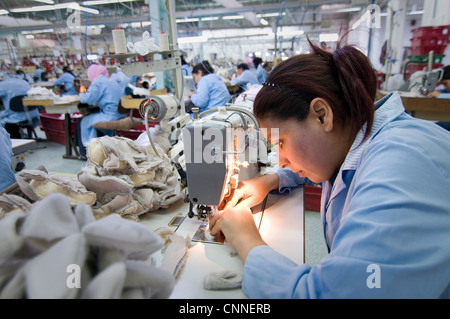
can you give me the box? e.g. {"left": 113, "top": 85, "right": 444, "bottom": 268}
{"left": 270, "top": 166, "right": 307, "bottom": 194}
{"left": 437, "top": 92, "right": 450, "bottom": 99}
{"left": 190, "top": 78, "right": 210, "bottom": 108}
{"left": 0, "top": 126, "right": 16, "bottom": 190}
{"left": 79, "top": 81, "right": 101, "bottom": 105}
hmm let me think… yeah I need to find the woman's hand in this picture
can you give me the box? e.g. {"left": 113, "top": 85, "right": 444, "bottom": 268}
{"left": 209, "top": 206, "right": 267, "bottom": 263}
{"left": 223, "top": 173, "right": 280, "bottom": 209}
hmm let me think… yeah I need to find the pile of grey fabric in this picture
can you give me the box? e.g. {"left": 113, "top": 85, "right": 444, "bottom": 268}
{"left": 0, "top": 193, "right": 175, "bottom": 298}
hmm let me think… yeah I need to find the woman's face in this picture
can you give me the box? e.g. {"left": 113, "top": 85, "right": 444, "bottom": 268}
{"left": 259, "top": 101, "right": 350, "bottom": 184}
{"left": 192, "top": 71, "right": 202, "bottom": 84}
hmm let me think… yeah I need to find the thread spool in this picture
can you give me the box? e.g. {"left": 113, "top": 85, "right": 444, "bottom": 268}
{"left": 112, "top": 28, "right": 127, "bottom": 54}
{"left": 158, "top": 32, "right": 169, "bottom": 51}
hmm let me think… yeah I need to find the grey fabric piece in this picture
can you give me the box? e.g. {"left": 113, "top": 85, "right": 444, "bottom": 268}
{"left": 124, "top": 260, "right": 174, "bottom": 298}
{"left": 24, "top": 233, "right": 88, "bottom": 299}
{"left": 159, "top": 234, "right": 190, "bottom": 279}
{"left": 16, "top": 169, "right": 96, "bottom": 205}
{"left": 0, "top": 210, "right": 26, "bottom": 264}
{"left": 20, "top": 193, "right": 79, "bottom": 243}
{"left": 81, "top": 214, "right": 163, "bottom": 260}
{"left": 203, "top": 270, "right": 242, "bottom": 290}
{"left": 73, "top": 203, "right": 96, "bottom": 229}
{"left": 0, "top": 193, "right": 176, "bottom": 299}
{"left": 81, "top": 262, "right": 126, "bottom": 299}
{"left": 0, "top": 194, "right": 32, "bottom": 216}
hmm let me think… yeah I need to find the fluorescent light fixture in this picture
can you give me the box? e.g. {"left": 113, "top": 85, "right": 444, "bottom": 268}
{"left": 222, "top": 15, "right": 244, "bottom": 20}
{"left": 319, "top": 33, "right": 339, "bottom": 42}
{"left": 178, "top": 36, "right": 208, "bottom": 44}
{"left": 201, "top": 17, "right": 219, "bottom": 21}
{"left": 408, "top": 10, "right": 424, "bottom": 15}
{"left": 0, "top": 9, "right": 8, "bottom": 15}
{"left": 176, "top": 18, "right": 199, "bottom": 23}
{"left": 271, "top": 30, "right": 304, "bottom": 37}
{"left": 260, "top": 18, "right": 269, "bottom": 25}
{"left": 81, "top": 0, "right": 137, "bottom": 5}
{"left": 87, "top": 54, "right": 99, "bottom": 60}
{"left": 25, "top": 34, "right": 35, "bottom": 39}
{"left": 11, "top": 2, "right": 98, "bottom": 14}
{"left": 32, "top": 0, "right": 54, "bottom": 4}
{"left": 256, "top": 12, "right": 286, "bottom": 18}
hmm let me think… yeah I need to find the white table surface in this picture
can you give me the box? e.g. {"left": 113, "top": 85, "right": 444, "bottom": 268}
{"left": 140, "top": 185, "right": 304, "bottom": 299}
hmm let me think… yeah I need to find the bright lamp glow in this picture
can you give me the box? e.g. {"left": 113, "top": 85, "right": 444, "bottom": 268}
{"left": 178, "top": 36, "right": 208, "bottom": 44}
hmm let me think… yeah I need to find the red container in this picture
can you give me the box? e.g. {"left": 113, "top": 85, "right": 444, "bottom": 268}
{"left": 411, "top": 25, "right": 450, "bottom": 39}
{"left": 39, "top": 111, "right": 82, "bottom": 135}
{"left": 40, "top": 127, "right": 67, "bottom": 145}
{"left": 304, "top": 185, "right": 322, "bottom": 212}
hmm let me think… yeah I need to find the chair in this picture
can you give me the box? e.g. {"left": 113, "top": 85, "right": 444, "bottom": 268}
{"left": 9, "top": 95, "right": 40, "bottom": 140}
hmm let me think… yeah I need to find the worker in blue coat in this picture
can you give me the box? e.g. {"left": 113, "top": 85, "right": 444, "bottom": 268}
{"left": 210, "top": 40, "right": 450, "bottom": 299}
{"left": 230, "top": 63, "right": 259, "bottom": 92}
{"left": 0, "top": 125, "right": 17, "bottom": 191}
{"left": 187, "top": 61, "right": 230, "bottom": 113}
{"left": 54, "top": 66, "right": 76, "bottom": 96}
{"left": 78, "top": 64, "right": 126, "bottom": 147}
{"left": 253, "top": 57, "right": 267, "bottom": 84}
{"left": 0, "top": 75, "right": 39, "bottom": 132}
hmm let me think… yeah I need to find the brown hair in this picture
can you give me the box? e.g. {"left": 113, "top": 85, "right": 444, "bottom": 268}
{"left": 254, "top": 39, "right": 377, "bottom": 144}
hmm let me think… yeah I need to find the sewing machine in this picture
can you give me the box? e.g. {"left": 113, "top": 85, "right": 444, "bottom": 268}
{"left": 405, "top": 68, "right": 444, "bottom": 96}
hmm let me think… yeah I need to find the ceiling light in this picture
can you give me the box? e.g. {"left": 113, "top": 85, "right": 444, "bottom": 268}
{"left": 25, "top": 35, "right": 35, "bottom": 39}
{"left": 222, "top": 15, "right": 244, "bottom": 20}
{"left": 0, "top": 9, "right": 8, "bottom": 15}
{"left": 201, "top": 17, "right": 219, "bottom": 21}
{"left": 319, "top": 33, "right": 339, "bottom": 42}
{"left": 176, "top": 18, "right": 199, "bottom": 23}
{"left": 10, "top": 2, "right": 98, "bottom": 14}
{"left": 81, "top": 0, "right": 137, "bottom": 5}
{"left": 32, "top": 0, "right": 54, "bottom": 4}
{"left": 178, "top": 36, "right": 208, "bottom": 44}
{"left": 260, "top": 18, "right": 269, "bottom": 25}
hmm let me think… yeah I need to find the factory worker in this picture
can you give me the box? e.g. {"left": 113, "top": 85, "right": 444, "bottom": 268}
{"left": 32, "top": 66, "right": 45, "bottom": 82}
{"left": 0, "top": 125, "right": 17, "bottom": 191}
{"left": 53, "top": 66, "right": 76, "bottom": 96}
{"left": 16, "top": 69, "right": 34, "bottom": 83}
{"left": 187, "top": 61, "right": 230, "bottom": 113}
{"left": 181, "top": 56, "right": 192, "bottom": 77}
{"left": 78, "top": 64, "right": 126, "bottom": 147}
{"left": 0, "top": 75, "right": 39, "bottom": 138}
{"left": 110, "top": 68, "right": 130, "bottom": 95}
{"left": 253, "top": 57, "right": 267, "bottom": 84}
{"left": 210, "top": 39, "right": 450, "bottom": 299}
{"left": 230, "top": 63, "right": 259, "bottom": 92}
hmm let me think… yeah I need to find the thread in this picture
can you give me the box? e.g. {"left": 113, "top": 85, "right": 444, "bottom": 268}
{"left": 158, "top": 32, "right": 169, "bottom": 51}
{"left": 112, "top": 28, "right": 127, "bottom": 54}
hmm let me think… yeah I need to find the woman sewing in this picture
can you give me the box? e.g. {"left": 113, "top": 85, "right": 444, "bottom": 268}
{"left": 209, "top": 39, "right": 450, "bottom": 298}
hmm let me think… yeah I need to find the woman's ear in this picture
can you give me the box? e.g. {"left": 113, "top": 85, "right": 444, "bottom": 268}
{"left": 310, "top": 98, "right": 334, "bottom": 133}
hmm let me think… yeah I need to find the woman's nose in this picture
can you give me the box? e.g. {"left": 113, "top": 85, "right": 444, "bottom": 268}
{"left": 278, "top": 151, "right": 290, "bottom": 169}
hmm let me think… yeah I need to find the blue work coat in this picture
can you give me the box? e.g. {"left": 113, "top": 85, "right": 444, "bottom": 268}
{"left": 230, "top": 69, "right": 259, "bottom": 91}
{"left": 78, "top": 75, "right": 125, "bottom": 146}
{"left": 0, "top": 125, "right": 16, "bottom": 190}
{"left": 243, "top": 92, "right": 450, "bottom": 298}
{"left": 54, "top": 72, "right": 76, "bottom": 96}
{"left": 0, "top": 77, "right": 39, "bottom": 126}
{"left": 255, "top": 64, "right": 267, "bottom": 84}
{"left": 190, "top": 73, "right": 230, "bottom": 113}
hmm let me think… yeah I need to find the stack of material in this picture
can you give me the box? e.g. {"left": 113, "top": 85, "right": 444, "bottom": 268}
{"left": 0, "top": 193, "right": 176, "bottom": 298}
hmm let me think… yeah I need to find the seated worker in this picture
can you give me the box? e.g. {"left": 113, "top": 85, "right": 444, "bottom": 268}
{"left": 53, "top": 66, "right": 77, "bottom": 96}
{"left": 186, "top": 61, "right": 230, "bottom": 113}
{"left": 209, "top": 39, "right": 450, "bottom": 298}
{"left": 427, "top": 65, "right": 450, "bottom": 131}
{"left": 181, "top": 56, "right": 192, "bottom": 77}
{"left": 32, "top": 66, "right": 45, "bottom": 82}
{"left": 253, "top": 57, "right": 267, "bottom": 84}
{"left": 78, "top": 64, "right": 126, "bottom": 148}
{"left": 16, "top": 69, "right": 34, "bottom": 83}
{"left": 230, "top": 63, "right": 259, "bottom": 93}
{"left": 427, "top": 65, "right": 450, "bottom": 99}
{"left": 0, "top": 125, "right": 17, "bottom": 191}
{"left": 0, "top": 74, "right": 39, "bottom": 139}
